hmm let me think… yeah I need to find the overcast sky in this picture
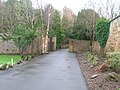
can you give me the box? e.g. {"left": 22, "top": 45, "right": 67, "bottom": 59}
{"left": 31, "top": 0, "right": 120, "bottom": 15}
{"left": 32, "top": 0, "right": 88, "bottom": 14}
{"left": 2, "top": 0, "right": 120, "bottom": 15}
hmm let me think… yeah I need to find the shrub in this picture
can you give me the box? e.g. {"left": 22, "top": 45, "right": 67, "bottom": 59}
{"left": 96, "top": 18, "right": 110, "bottom": 48}
{"left": 96, "top": 18, "right": 110, "bottom": 58}
{"left": 86, "top": 52, "right": 98, "bottom": 66}
{"left": 107, "top": 52, "right": 120, "bottom": 69}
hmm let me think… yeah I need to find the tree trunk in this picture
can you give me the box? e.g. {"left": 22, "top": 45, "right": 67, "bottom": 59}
{"left": 19, "top": 48, "right": 24, "bottom": 60}
{"left": 90, "top": 38, "right": 92, "bottom": 52}
{"left": 99, "top": 47, "right": 106, "bottom": 59}
{"left": 31, "top": 41, "right": 34, "bottom": 58}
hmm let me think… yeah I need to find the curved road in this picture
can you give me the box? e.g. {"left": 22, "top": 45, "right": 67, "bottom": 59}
{"left": 0, "top": 49, "right": 88, "bottom": 90}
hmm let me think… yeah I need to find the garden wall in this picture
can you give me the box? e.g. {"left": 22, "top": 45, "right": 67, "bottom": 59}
{"left": 0, "top": 37, "right": 56, "bottom": 54}
{"left": 106, "top": 16, "right": 120, "bottom": 52}
{"left": 48, "top": 37, "right": 56, "bottom": 51}
{"left": 69, "top": 39, "right": 99, "bottom": 52}
{"left": 0, "top": 39, "right": 19, "bottom": 54}
{"left": 69, "top": 39, "right": 90, "bottom": 52}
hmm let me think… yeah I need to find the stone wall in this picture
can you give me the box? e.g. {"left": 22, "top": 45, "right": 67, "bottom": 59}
{"left": 61, "top": 44, "right": 69, "bottom": 49}
{"left": 48, "top": 37, "right": 56, "bottom": 51}
{"left": 0, "top": 39, "right": 19, "bottom": 54}
{"left": 69, "top": 39, "right": 99, "bottom": 53}
{"left": 69, "top": 39, "right": 90, "bottom": 52}
{"left": 106, "top": 16, "right": 120, "bottom": 52}
{"left": 0, "top": 37, "right": 56, "bottom": 54}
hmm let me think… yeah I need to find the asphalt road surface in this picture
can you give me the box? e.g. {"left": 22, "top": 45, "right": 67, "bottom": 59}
{"left": 0, "top": 49, "right": 88, "bottom": 90}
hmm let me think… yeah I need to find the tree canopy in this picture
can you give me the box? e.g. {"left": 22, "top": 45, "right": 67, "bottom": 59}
{"left": 50, "top": 10, "right": 65, "bottom": 48}
{"left": 69, "top": 9, "right": 100, "bottom": 40}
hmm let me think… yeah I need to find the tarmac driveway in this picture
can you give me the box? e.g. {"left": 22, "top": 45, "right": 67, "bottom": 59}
{"left": 0, "top": 49, "right": 88, "bottom": 90}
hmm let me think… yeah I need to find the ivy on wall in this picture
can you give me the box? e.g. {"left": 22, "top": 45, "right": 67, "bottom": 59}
{"left": 96, "top": 18, "right": 110, "bottom": 48}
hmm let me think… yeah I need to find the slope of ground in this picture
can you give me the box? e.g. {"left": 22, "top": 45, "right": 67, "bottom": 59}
{"left": 77, "top": 52, "right": 120, "bottom": 90}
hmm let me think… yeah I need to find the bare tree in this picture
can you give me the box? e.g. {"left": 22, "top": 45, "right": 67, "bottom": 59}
{"left": 44, "top": 5, "right": 51, "bottom": 53}
{"left": 62, "top": 7, "right": 76, "bottom": 43}
{"left": 100, "top": 0, "right": 119, "bottom": 20}
{"left": 85, "top": 0, "right": 120, "bottom": 20}
{"left": 84, "top": 0, "right": 100, "bottom": 52}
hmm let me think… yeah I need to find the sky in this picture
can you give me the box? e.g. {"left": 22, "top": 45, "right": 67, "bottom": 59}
{"left": 31, "top": 0, "right": 120, "bottom": 15}
{"left": 2, "top": 0, "right": 120, "bottom": 15}
{"left": 32, "top": 0, "right": 87, "bottom": 15}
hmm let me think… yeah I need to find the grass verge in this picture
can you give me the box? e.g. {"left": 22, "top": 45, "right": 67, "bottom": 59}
{"left": 0, "top": 55, "right": 21, "bottom": 64}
